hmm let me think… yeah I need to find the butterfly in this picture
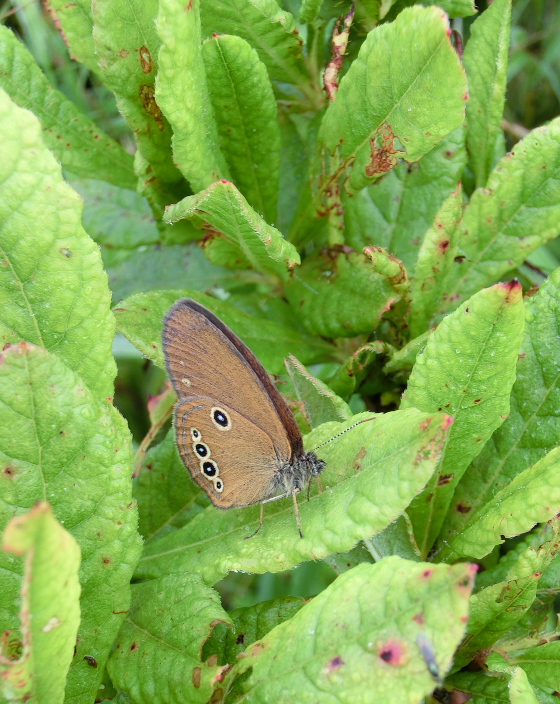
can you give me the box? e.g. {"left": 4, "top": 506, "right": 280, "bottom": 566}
{"left": 162, "top": 298, "right": 326, "bottom": 537}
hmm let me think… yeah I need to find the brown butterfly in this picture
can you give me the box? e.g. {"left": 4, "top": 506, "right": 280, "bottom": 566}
{"left": 162, "top": 298, "right": 326, "bottom": 537}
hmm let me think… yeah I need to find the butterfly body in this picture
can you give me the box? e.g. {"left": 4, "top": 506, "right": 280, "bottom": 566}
{"left": 163, "top": 299, "right": 325, "bottom": 516}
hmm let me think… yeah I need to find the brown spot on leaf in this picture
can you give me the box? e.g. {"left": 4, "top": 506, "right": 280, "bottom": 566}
{"left": 412, "top": 613, "right": 424, "bottom": 625}
{"left": 139, "top": 45, "right": 154, "bottom": 74}
{"left": 366, "top": 123, "right": 399, "bottom": 177}
{"left": 130, "top": 642, "right": 138, "bottom": 651}
{"left": 236, "top": 634, "right": 245, "bottom": 645}
{"left": 456, "top": 503, "right": 471, "bottom": 513}
{"left": 139, "top": 84, "right": 164, "bottom": 130}
{"left": 83, "top": 655, "right": 98, "bottom": 668}
{"left": 3, "top": 465, "right": 16, "bottom": 479}
{"left": 192, "top": 666, "right": 201, "bottom": 688}
{"left": 437, "top": 474, "right": 454, "bottom": 486}
{"left": 353, "top": 446, "right": 367, "bottom": 471}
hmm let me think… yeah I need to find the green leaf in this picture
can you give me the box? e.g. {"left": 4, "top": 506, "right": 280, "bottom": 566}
{"left": 285, "top": 354, "right": 353, "bottom": 427}
{"left": 164, "top": 180, "right": 299, "bottom": 281}
{"left": 441, "top": 270, "right": 560, "bottom": 547}
{"left": 107, "top": 574, "right": 230, "bottom": 704}
{"left": 508, "top": 667, "right": 541, "bottom": 704}
{"left": 0, "top": 503, "right": 80, "bottom": 704}
{"left": 92, "top": 0, "right": 185, "bottom": 194}
{"left": 441, "top": 446, "right": 560, "bottom": 561}
{"left": 445, "top": 671, "right": 511, "bottom": 703}
{"left": 320, "top": 6, "right": 467, "bottom": 191}
{"left": 0, "top": 89, "right": 116, "bottom": 400}
{"left": 464, "top": 0, "right": 511, "bottom": 188}
{"left": 402, "top": 282, "right": 525, "bottom": 557}
{"left": 227, "top": 558, "right": 475, "bottom": 702}
{"left": 299, "top": 0, "right": 324, "bottom": 23}
{"left": 203, "top": 35, "right": 281, "bottom": 224}
{"left": 510, "top": 642, "right": 560, "bottom": 691}
{"left": 136, "top": 409, "right": 451, "bottom": 585}
{"left": 45, "top": 0, "right": 99, "bottom": 75}
{"left": 284, "top": 248, "right": 405, "bottom": 337}
{"left": 203, "top": 596, "right": 306, "bottom": 665}
{"left": 134, "top": 430, "right": 209, "bottom": 544}
{"left": 442, "top": 118, "right": 560, "bottom": 311}
{"left": 156, "top": 0, "right": 230, "bottom": 192}
{"left": 409, "top": 184, "right": 463, "bottom": 339}
{"left": 277, "top": 110, "right": 309, "bottom": 236}
{"left": 69, "top": 178, "right": 161, "bottom": 251}
{"left": 199, "top": 0, "right": 313, "bottom": 96}
{"left": 366, "top": 513, "right": 422, "bottom": 562}
{"left": 106, "top": 245, "right": 238, "bottom": 303}
{"left": 328, "top": 341, "right": 394, "bottom": 401}
{"left": 383, "top": 329, "right": 432, "bottom": 379}
{"left": 343, "top": 127, "right": 466, "bottom": 274}
{"left": 113, "top": 288, "right": 333, "bottom": 375}
{"left": 0, "top": 343, "right": 142, "bottom": 704}
{"left": 0, "top": 27, "right": 136, "bottom": 190}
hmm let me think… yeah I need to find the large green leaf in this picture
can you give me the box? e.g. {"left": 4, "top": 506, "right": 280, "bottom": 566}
{"left": 409, "top": 185, "right": 463, "bottom": 339}
{"left": 203, "top": 35, "right": 280, "bottom": 223}
{"left": 113, "top": 288, "right": 333, "bottom": 375}
{"left": 0, "top": 504, "right": 80, "bottom": 704}
{"left": 199, "top": 0, "right": 313, "bottom": 98}
{"left": 92, "top": 0, "right": 185, "bottom": 195}
{"left": 402, "top": 282, "right": 525, "bottom": 557}
{"left": 284, "top": 248, "right": 406, "bottom": 337}
{"left": 45, "top": 0, "right": 99, "bottom": 75}
{"left": 164, "top": 181, "right": 299, "bottom": 281}
{"left": 0, "top": 343, "right": 142, "bottom": 704}
{"left": 134, "top": 431, "right": 209, "bottom": 544}
{"left": 441, "top": 269, "right": 560, "bottom": 545}
{"left": 156, "top": 0, "right": 229, "bottom": 192}
{"left": 442, "top": 118, "right": 560, "bottom": 311}
{"left": 464, "top": 0, "right": 511, "bottom": 188}
{"left": 446, "top": 670, "right": 538, "bottom": 704}
{"left": 0, "top": 89, "right": 116, "bottom": 400}
{"left": 136, "top": 409, "right": 451, "bottom": 585}
{"left": 107, "top": 574, "right": 230, "bottom": 704}
{"left": 343, "top": 127, "right": 466, "bottom": 274}
{"left": 225, "top": 558, "right": 474, "bottom": 703}
{"left": 320, "top": 6, "right": 467, "bottom": 191}
{"left": 440, "top": 446, "right": 560, "bottom": 560}
{"left": 0, "top": 27, "right": 135, "bottom": 190}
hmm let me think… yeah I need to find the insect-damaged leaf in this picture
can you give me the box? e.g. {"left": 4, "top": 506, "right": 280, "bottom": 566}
{"left": 319, "top": 6, "right": 467, "bottom": 191}
{"left": 222, "top": 558, "right": 474, "bottom": 703}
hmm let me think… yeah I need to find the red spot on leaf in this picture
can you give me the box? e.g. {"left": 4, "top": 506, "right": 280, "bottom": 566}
{"left": 413, "top": 613, "right": 424, "bottom": 625}
{"left": 378, "top": 640, "right": 406, "bottom": 666}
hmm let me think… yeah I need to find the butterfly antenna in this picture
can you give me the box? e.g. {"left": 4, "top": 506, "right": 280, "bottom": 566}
{"left": 311, "top": 417, "right": 375, "bottom": 452}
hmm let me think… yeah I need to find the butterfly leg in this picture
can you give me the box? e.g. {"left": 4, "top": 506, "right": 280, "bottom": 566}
{"left": 244, "top": 503, "right": 265, "bottom": 540}
{"left": 292, "top": 490, "right": 303, "bottom": 539}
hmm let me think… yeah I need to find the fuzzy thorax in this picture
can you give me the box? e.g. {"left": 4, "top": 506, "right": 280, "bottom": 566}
{"left": 270, "top": 451, "right": 326, "bottom": 498}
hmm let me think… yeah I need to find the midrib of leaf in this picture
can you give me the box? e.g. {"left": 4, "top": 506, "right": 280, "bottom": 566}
{"left": 138, "top": 427, "right": 439, "bottom": 562}
{"left": 447, "top": 160, "right": 560, "bottom": 299}
{"left": 223, "top": 190, "right": 267, "bottom": 273}
{"left": 0, "top": 245, "right": 45, "bottom": 348}
{"left": 292, "top": 35, "right": 447, "bottom": 239}
{"left": 463, "top": 579, "right": 535, "bottom": 644}
{"left": 418, "top": 298, "right": 509, "bottom": 557}
{"left": 213, "top": 39, "right": 266, "bottom": 216}
{"left": 145, "top": 496, "right": 201, "bottom": 543}
{"left": 234, "top": 569, "right": 463, "bottom": 700}
{"left": 24, "top": 351, "right": 46, "bottom": 503}
{"left": 217, "top": 0, "right": 309, "bottom": 93}
{"left": 458, "top": 353, "right": 560, "bottom": 528}
{"left": 125, "top": 617, "right": 190, "bottom": 656}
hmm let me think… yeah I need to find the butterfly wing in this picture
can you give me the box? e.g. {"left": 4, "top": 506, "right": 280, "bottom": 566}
{"left": 163, "top": 299, "right": 303, "bottom": 507}
{"left": 174, "top": 399, "right": 281, "bottom": 508}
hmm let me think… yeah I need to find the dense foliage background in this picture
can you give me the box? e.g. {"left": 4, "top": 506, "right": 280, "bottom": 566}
{"left": 1, "top": 0, "right": 560, "bottom": 702}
